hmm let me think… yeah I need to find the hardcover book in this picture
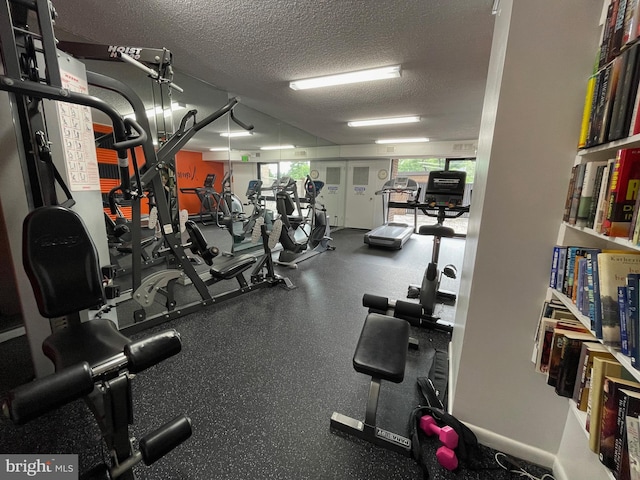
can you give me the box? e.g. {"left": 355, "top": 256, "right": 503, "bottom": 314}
{"left": 600, "top": 376, "right": 640, "bottom": 469}
{"left": 588, "top": 357, "right": 623, "bottom": 452}
{"left": 574, "top": 342, "right": 615, "bottom": 411}
{"left": 598, "top": 252, "right": 640, "bottom": 345}
{"left": 602, "top": 148, "right": 640, "bottom": 238}
{"left": 615, "top": 388, "right": 640, "bottom": 480}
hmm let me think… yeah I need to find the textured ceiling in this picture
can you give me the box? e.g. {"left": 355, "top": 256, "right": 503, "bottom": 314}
{"left": 51, "top": 0, "right": 496, "bottom": 152}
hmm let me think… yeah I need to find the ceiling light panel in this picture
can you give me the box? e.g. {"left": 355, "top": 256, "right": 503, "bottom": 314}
{"left": 260, "top": 145, "right": 295, "bottom": 150}
{"left": 348, "top": 116, "right": 420, "bottom": 127}
{"left": 289, "top": 65, "right": 401, "bottom": 90}
{"left": 375, "top": 137, "right": 430, "bottom": 144}
{"left": 220, "top": 131, "right": 253, "bottom": 138}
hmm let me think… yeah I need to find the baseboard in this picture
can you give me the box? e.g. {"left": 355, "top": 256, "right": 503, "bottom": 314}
{"left": 464, "top": 422, "right": 556, "bottom": 470}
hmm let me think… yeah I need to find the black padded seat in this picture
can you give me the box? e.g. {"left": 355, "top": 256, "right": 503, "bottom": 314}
{"left": 418, "top": 224, "right": 455, "bottom": 238}
{"left": 353, "top": 313, "right": 410, "bottom": 383}
{"left": 209, "top": 254, "right": 257, "bottom": 279}
{"left": 43, "top": 319, "right": 130, "bottom": 371}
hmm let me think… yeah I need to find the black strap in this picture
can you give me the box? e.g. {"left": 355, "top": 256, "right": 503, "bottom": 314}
{"left": 35, "top": 130, "right": 75, "bottom": 207}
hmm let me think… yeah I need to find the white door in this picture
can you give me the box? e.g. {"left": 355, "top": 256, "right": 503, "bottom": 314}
{"left": 310, "top": 161, "right": 346, "bottom": 227}
{"left": 345, "top": 159, "right": 391, "bottom": 229}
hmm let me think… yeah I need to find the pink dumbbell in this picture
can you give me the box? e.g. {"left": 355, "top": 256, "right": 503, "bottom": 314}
{"left": 419, "top": 415, "right": 459, "bottom": 449}
{"left": 436, "top": 446, "right": 458, "bottom": 471}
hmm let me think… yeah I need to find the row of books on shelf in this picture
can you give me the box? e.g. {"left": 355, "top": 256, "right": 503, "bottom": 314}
{"left": 564, "top": 147, "right": 640, "bottom": 241}
{"left": 533, "top": 300, "right": 640, "bottom": 479}
{"left": 550, "top": 247, "right": 640, "bottom": 351}
{"left": 581, "top": 0, "right": 640, "bottom": 149}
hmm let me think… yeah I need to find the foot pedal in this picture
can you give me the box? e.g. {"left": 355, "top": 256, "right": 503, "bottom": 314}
{"left": 268, "top": 219, "right": 283, "bottom": 250}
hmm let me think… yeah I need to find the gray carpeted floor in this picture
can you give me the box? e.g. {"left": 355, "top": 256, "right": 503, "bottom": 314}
{"left": 0, "top": 226, "right": 553, "bottom": 480}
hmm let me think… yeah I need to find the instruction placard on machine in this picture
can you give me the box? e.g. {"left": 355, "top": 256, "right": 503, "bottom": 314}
{"left": 57, "top": 68, "right": 100, "bottom": 191}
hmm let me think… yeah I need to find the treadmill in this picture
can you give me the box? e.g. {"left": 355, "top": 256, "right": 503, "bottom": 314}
{"left": 364, "top": 176, "right": 419, "bottom": 249}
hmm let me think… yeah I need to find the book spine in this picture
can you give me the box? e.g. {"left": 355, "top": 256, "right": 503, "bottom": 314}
{"left": 550, "top": 245, "right": 561, "bottom": 288}
{"left": 588, "top": 165, "right": 607, "bottom": 229}
{"left": 593, "top": 252, "right": 604, "bottom": 339}
{"left": 620, "top": 285, "right": 629, "bottom": 356}
{"left": 579, "top": 74, "right": 598, "bottom": 149}
{"left": 629, "top": 273, "right": 640, "bottom": 367}
{"left": 557, "top": 247, "right": 568, "bottom": 296}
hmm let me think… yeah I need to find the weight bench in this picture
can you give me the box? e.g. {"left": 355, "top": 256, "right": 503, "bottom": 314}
{"left": 3, "top": 205, "right": 192, "bottom": 480}
{"left": 330, "top": 313, "right": 413, "bottom": 456}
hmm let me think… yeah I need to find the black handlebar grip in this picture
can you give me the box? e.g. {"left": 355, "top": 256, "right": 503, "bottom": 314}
{"left": 5, "top": 362, "right": 94, "bottom": 424}
{"left": 124, "top": 330, "right": 182, "bottom": 374}
{"left": 139, "top": 415, "right": 192, "bottom": 465}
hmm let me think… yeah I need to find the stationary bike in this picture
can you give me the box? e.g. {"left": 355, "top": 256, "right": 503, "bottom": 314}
{"left": 408, "top": 170, "right": 468, "bottom": 320}
{"left": 362, "top": 170, "right": 468, "bottom": 333}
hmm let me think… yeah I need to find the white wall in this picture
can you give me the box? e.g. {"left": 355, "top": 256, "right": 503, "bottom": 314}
{"left": 450, "top": 0, "right": 600, "bottom": 463}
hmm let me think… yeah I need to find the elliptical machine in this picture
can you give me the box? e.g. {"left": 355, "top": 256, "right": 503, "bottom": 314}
{"left": 363, "top": 170, "right": 468, "bottom": 333}
{"left": 272, "top": 175, "right": 335, "bottom": 268}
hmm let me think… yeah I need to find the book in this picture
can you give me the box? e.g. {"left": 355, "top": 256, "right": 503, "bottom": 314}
{"left": 629, "top": 273, "right": 640, "bottom": 368}
{"left": 579, "top": 73, "right": 598, "bottom": 149}
{"left": 619, "top": 389, "right": 640, "bottom": 480}
{"left": 563, "top": 165, "right": 580, "bottom": 223}
{"left": 549, "top": 245, "right": 562, "bottom": 289}
{"left": 600, "top": 376, "right": 640, "bottom": 469}
{"left": 588, "top": 357, "right": 624, "bottom": 452}
{"left": 600, "top": 1, "right": 618, "bottom": 70}
{"left": 568, "top": 164, "right": 587, "bottom": 226}
{"left": 609, "top": 44, "right": 640, "bottom": 142}
{"left": 534, "top": 318, "right": 587, "bottom": 374}
{"left": 556, "top": 246, "right": 569, "bottom": 294}
{"left": 574, "top": 342, "right": 615, "bottom": 411}
{"left": 565, "top": 246, "right": 588, "bottom": 298}
{"left": 615, "top": 388, "right": 640, "bottom": 480}
{"left": 621, "top": 285, "right": 630, "bottom": 355}
{"left": 623, "top": 0, "right": 640, "bottom": 46}
{"left": 588, "top": 164, "right": 608, "bottom": 229}
{"left": 595, "top": 158, "right": 618, "bottom": 234}
{"left": 586, "top": 249, "right": 604, "bottom": 332}
{"left": 588, "top": 64, "right": 613, "bottom": 148}
{"left": 547, "top": 329, "right": 596, "bottom": 388}
{"left": 598, "top": 252, "right": 640, "bottom": 345}
{"left": 609, "top": 0, "right": 630, "bottom": 63}
{"left": 601, "top": 51, "right": 626, "bottom": 144}
{"left": 577, "top": 161, "right": 609, "bottom": 227}
{"left": 555, "top": 332, "right": 598, "bottom": 398}
{"left": 576, "top": 257, "right": 589, "bottom": 313}
{"left": 602, "top": 148, "right": 640, "bottom": 237}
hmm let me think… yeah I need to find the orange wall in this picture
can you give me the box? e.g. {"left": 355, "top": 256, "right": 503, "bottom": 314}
{"left": 175, "top": 150, "right": 225, "bottom": 214}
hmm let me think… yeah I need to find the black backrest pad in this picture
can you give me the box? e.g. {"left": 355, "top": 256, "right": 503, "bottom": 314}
{"left": 23, "top": 206, "right": 105, "bottom": 318}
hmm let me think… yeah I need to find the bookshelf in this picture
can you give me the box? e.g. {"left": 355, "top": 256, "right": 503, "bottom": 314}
{"left": 545, "top": 3, "right": 640, "bottom": 475}
{"left": 447, "top": 2, "right": 622, "bottom": 480}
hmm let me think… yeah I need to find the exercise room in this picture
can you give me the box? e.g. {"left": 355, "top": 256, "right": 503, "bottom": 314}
{"left": 0, "top": 1, "right": 624, "bottom": 479}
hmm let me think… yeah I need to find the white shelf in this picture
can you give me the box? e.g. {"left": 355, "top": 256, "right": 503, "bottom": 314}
{"left": 578, "top": 133, "right": 640, "bottom": 160}
{"left": 550, "top": 289, "right": 640, "bottom": 383}
{"left": 562, "top": 223, "right": 640, "bottom": 252}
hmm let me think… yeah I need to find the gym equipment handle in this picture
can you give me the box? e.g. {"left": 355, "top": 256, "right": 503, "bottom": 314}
{"left": 139, "top": 415, "right": 193, "bottom": 465}
{"left": 3, "top": 362, "right": 94, "bottom": 425}
{"left": 124, "top": 329, "right": 182, "bottom": 374}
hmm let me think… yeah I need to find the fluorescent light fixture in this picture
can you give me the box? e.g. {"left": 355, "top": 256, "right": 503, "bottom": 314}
{"left": 289, "top": 65, "right": 401, "bottom": 90}
{"left": 348, "top": 116, "right": 420, "bottom": 127}
{"left": 491, "top": 0, "right": 500, "bottom": 14}
{"left": 260, "top": 145, "right": 295, "bottom": 150}
{"left": 209, "top": 147, "right": 230, "bottom": 151}
{"left": 124, "top": 102, "right": 186, "bottom": 119}
{"left": 375, "top": 137, "right": 430, "bottom": 144}
{"left": 220, "top": 131, "right": 253, "bottom": 138}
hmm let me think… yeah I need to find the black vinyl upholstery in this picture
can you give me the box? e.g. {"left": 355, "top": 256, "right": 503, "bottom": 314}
{"left": 209, "top": 254, "right": 257, "bottom": 279}
{"left": 353, "top": 313, "right": 410, "bottom": 383}
{"left": 23, "top": 206, "right": 130, "bottom": 370}
{"left": 418, "top": 224, "right": 455, "bottom": 238}
{"left": 22, "top": 206, "right": 106, "bottom": 318}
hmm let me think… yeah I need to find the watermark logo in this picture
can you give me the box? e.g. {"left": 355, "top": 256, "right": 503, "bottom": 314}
{"left": 1, "top": 455, "right": 78, "bottom": 479}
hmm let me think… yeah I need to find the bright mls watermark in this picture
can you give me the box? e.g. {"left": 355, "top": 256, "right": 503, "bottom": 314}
{"left": 1, "top": 455, "right": 78, "bottom": 479}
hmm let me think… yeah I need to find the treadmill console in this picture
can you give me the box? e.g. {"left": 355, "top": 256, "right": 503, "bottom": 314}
{"left": 424, "top": 170, "right": 466, "bottom": 207}
{"left": 246, "top": 179, "right": 263, "bottom": 198}
{"left": 379, "top": 177, "right": 419, "bottom": 193}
